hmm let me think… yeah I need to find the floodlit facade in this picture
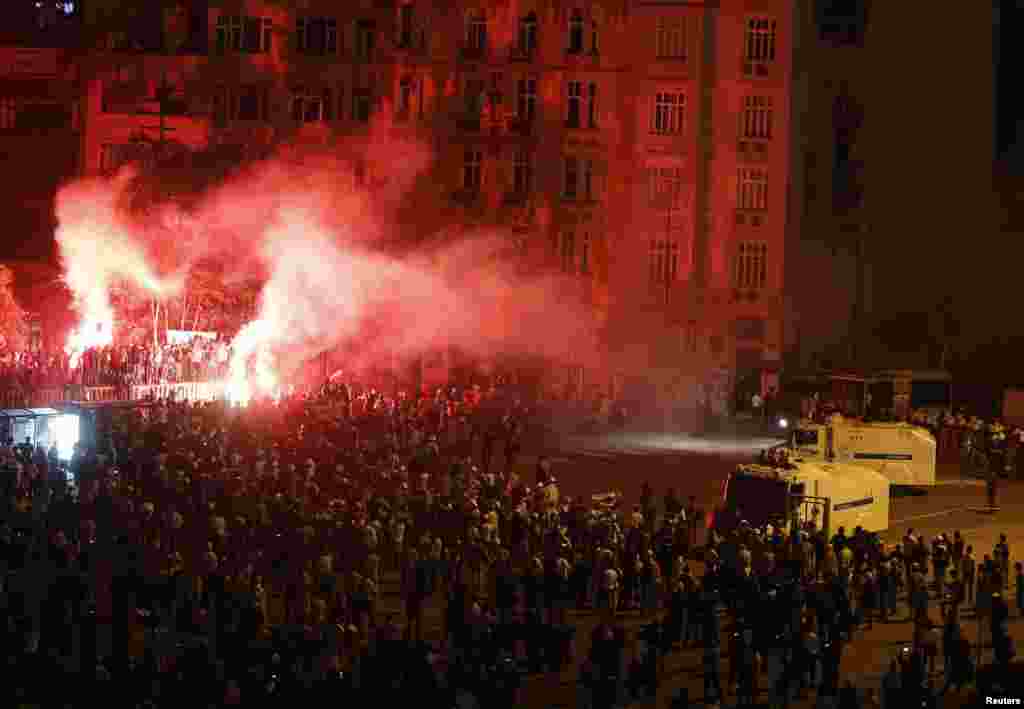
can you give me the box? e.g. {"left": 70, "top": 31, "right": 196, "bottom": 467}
{"left": 76, "top": 1, "right": 797, "bottom": 411}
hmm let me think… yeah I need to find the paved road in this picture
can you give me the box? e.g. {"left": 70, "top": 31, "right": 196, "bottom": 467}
{"left": 432, "top": 425, "right": 1024, "bottom": 706}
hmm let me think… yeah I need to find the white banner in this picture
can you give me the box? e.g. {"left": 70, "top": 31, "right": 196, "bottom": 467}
{"left": 166, "top": 330, "right": 218, "bottom": 345}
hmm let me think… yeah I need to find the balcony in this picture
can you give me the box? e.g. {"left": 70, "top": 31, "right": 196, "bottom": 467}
{"left": 503, "top": 191, "right": 530, "bottom": 206}
{"left": 451, "top": 188, "right": 482, "bottom": 206}
{"left": 734, "top": 210, "right": 767, "bottom": 227}
{"left": 742, "top": 60, "right": 772, "bottom": 79}
{"left": 506, "top": 115, "right": 535, "bottom": 137}
{"left": 458, "top": 43, "right": 488, "bottom": 63}
{"left": 737, "top": 140, "right": 769, "bottom": 161}
{"left": 509, "top": 45, "right": 535, "bottom": 62}
{"left": 455, "top": 114, "right": 482, "bottom": 133}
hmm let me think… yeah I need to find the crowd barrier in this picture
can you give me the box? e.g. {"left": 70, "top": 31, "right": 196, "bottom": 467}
{"left": 130, "top": 381, "right": 225, "bottom": 402}
{"left": 1, "top": 381, "right": 226, "bottom": 409}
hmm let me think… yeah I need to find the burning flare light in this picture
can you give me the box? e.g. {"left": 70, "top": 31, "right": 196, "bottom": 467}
{"left": 64, "top": 290, "right": 114, "bottom": 370}
{"left": 226, "top": 319, "right": 280, "bottom": 406}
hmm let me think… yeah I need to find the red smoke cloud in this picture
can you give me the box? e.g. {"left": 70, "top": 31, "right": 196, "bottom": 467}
{"left": 54, "top": 126, "right": 599, "bottom": 391}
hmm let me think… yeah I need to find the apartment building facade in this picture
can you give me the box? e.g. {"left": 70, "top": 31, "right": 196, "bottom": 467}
{"left": 77, "top": 0, "right": 796, "bottom": 410}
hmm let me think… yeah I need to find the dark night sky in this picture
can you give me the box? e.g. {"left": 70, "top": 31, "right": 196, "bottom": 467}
{"left": 997, "top": 0, "right": 1022, "bottom": 160}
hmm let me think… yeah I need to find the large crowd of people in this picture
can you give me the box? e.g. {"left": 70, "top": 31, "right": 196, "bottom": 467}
{"left": 0, "top": 339, "right": 230, "bottom": 395}
{"left": 0, "top": 378, "right": 1020, "bottom": 708}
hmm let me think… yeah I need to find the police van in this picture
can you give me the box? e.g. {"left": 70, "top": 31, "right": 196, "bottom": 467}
{"left": 790, "top": 417, "right": 936, "bottom": 486}
{"left": 715, "top": 457, "right": 890, "bottom": 537}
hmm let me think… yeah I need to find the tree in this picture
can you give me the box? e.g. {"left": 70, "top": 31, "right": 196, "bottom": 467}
{"left": 0, "top": 265, "right": 30, "bottom": 351}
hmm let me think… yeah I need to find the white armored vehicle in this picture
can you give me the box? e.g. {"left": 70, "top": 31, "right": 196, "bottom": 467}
{"left": 790, "top": 416, "right": 936, "bottom": 486}
{"left": 715, "top": 455, "right": 890, "bottom": 537}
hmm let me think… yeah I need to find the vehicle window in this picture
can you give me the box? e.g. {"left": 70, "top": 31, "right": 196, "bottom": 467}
{"left": 793, "top": 429, "right": 818, "bottom": 447}
{"left": 725, "top": 473, "right": 789, "bottom": 528}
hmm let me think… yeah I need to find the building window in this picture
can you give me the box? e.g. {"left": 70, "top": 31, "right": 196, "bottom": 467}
{"left": 216, "top": 15, "right": 272, "bottom": 54}
{"left": 650, "top": 240, "right": 679, "bottom": 284}
{"left": 560, "top": 231, "right": 576, "bottom": 273}
{"left": 737, "top": 168, "right": 768, "bottom": 211}
{"left": 582, "top": 158, "right": 595, "bottom": 200}
{"left": 566, "top": 81, "right": 582, "bottom": 128}
{"left": 647, "top": 167, "right": 686, "bottom": 210}
{"left": 236, "top": 85, "right": 267, "bottom": 121}
{"left": 685, "top": 320, "right": 698, "bottom": 353}
{"left": 463, "top": 149, "right": 482, "bottom": 192}
{"left": 563, "top": 156, "right": 579, "bottom": 199}
{"left": 352, "top": 89, "right": 372, "bottom": 122}
{"left": 0, "top": 98, "right": 16, "bottom": 130}
{"left": 744, "top": 17, "right": 777, "bottom": 64}
{"left": 355, "top": 20, "right": 376, "bottom": 61}
{"left": 518, "top": 13, "right": 538, "bottom": 53}
{"left": 398, "top": 4, "right": 414, "bottom": 48}
{"left": 591, "top": 21, "right": 600, "bottom": 54}
{"left": 513, "top": 149, "right": 533, "bottom": 194}
{"left": 397, "top": 77, "right": 414, "bottom": 118}
{"left": 741, "top": 96, "right": 773, "bottom": 139}
{"left": 466, "top": 12, "right": 487, "bottom": 50}
{"left": 517, "top": 78, "right": 537, "bottom": 120}
{"left": 734, "top": 241, "right": 768, "bottom": 290}
{"left": 655, "top": 17, "right": 686, "bottom": 59}
{"left": 100, "top": 142, "right": 152, "bottom": 174}
{"left": 291, "top": 89, "right": 327, "bottom": 123}
{"left": 296, "top": 17, "right": 337, "bottom": 55}
{"left": 587, "top": 83, "right": 598, "bottom": 128}
{"left": 652, "top": 92, "right": 686, "bottom": 135}
{"left": 580, "top": 232, "right": 591, "bottom": 275}
{"left": 567, "top": 9, "right": 584, "bottom": 53}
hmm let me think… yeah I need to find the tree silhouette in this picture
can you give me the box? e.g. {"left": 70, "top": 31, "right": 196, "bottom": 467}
{"left": 0, "top": 265, "right": 30, "bottom": 351}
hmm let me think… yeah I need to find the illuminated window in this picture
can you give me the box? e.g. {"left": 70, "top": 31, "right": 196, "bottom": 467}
{"left": 737, "top": 168, "right": 768, "bottom": 211}
{"left": 734, "top": 241, "right": 768, "bottom": 290}
{"left": 567, "top": 10, "right": 584, "bottom": 53}
{"left": 517, "top": 78, "right": 537, "bottom": 120}
{"left": 741, "top": 96, "right": 773, "bottom": 139}
{"left": 652, "top": 92, "right": 686, "bottom": 135}
{"left": 463, "top": 149, "right": 483, "bottom": 191}
{"left": 513, "top": 149, "right": 533, "bottom": 194}
{"left": 466, "top": 12, "right": 487, "bottom": 51}
{"left": 655, "top": 17, "right": 687, "bottom": 59}
{"left": 744, "top": 17, "right": 777, "bottom": 64}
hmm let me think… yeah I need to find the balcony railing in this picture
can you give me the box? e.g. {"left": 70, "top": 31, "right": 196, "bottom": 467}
{"left": 742, "top": 60, "right": 771, "bottom": 78}
{"left": 451, "top": 188, "right": 482, "bottom": 206}
{"left": 506, "top": 115, "right": 534, "bottom": 136}
{"left": 458, "top": 43, "right": 488, "bottom": 62}
{"left": 509, "top": 45, "right": 535, "bottom": 62}
{"left": 456, "top": 114, "right": 482, "bottom": 132}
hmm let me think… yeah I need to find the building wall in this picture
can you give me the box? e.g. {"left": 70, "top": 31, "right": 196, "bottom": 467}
{"left": 77, "top": 0, "right": 796, "bottom": 408}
